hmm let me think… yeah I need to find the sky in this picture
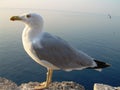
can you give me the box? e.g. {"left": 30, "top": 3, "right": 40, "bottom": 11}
{"left": 0, "top": 0, "right": 120, "bottom": 15}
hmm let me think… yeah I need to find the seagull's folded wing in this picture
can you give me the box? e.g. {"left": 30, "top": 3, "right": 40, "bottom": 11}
{"left": 32, "top": 32, "right": 95, "bottom": 70}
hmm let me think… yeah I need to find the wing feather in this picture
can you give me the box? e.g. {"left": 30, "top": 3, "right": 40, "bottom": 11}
{"left": 32, "top": 32, "right": 94, "bottom": 70}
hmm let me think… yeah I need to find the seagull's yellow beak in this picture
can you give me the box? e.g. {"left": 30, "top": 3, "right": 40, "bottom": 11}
{"left": 10, "top": 16, "right": 22, "bottom": 21}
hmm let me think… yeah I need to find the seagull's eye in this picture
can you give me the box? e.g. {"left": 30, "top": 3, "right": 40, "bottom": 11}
{"left": 26, "top": 14, "right": 31, "bottom": 18}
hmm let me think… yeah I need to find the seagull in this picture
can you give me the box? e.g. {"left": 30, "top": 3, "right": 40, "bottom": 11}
{"left": 10, "top": 13, "right": 110, "bottom": 89}
{"left": 108, "top": 14, "right": 111, "bottom": 19}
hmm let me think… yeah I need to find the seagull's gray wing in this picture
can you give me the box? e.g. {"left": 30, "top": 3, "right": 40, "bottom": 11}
{"left": 32, "top": 32, "right": 95, "bottom": 70}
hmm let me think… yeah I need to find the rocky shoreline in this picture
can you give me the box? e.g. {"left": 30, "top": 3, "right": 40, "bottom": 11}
{"left": 0, "top": 77, "right": 119, "bottom": 90}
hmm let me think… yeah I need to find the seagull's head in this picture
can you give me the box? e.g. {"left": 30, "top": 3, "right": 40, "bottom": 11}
{"left": 10, "top": 13, "right": 44, "bottom": 29}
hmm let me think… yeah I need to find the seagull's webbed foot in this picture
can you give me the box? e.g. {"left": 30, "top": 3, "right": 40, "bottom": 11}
{"left": 34, "top": 82, "right": 48, "bottom": 90}
{"left": 34, "top": 69, "right": 53, "bottom": 90}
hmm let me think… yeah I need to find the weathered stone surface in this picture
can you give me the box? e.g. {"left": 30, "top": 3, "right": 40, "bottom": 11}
{"left": 42, "top": 81, "right": 84, "bottom": 90}
{"left": 19, "top": 81, "right": 85, "bottom": 90}
{"left": 0, "top": 77, "right": 85, "bottom": 90}
{"left": 1, "top": 77, "right": 120, "bottom": 90}
{"left": 0, "top": 77, "right": 18, "bottom": 90}
{"left": 94, "top": 83, "right": 120, "bottom": 90}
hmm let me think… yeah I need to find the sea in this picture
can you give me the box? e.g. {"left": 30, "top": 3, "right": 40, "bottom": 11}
{"left": 0, "top": 8, "right": 120, "bottom": 90}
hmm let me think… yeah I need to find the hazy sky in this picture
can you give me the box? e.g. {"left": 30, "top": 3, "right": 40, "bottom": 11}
{"left": 0, "top": 0, "right": 120, "bottom": 15}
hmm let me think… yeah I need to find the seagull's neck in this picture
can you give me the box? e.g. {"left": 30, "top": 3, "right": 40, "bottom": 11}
{"left": 22, "top": 25, "right": 44, "bottom": 42}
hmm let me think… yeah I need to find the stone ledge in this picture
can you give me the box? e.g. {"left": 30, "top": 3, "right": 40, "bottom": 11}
{"left": 0, "top": 77, "right": 85, "bottom": 90}
{"left": 94, "top": 83, "right": 120, "bottom": 90}
{"left": 0, "top": 77, "right": 120, "bottom": 90}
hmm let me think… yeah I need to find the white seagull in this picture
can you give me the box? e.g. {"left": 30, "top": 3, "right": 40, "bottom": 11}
{"left": 10, "top": 13, "right": 110, "bottom": 89}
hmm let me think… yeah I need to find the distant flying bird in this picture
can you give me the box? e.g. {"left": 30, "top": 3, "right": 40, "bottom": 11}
{"left": 108, "top": 14, "right": 111, "bottom": 19}
{"left": 10, "top": 13, "right": 110, "bottom": 89}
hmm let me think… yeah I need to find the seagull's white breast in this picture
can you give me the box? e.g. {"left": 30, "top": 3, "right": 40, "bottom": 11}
{"left": 22, "top": 27, "right": 41, "bottom": 64}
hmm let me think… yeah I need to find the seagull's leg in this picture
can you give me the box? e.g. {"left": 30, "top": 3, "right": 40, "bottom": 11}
{"left": 34, "top": 68, "right": 53, "bottom": 90}
{"left": 47, "top": 69, "right": 53, "bottom": 84}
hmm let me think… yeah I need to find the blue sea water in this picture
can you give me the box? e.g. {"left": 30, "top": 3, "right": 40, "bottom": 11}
{"left": 0, "top": 8, "right": 120, "bottom": 90}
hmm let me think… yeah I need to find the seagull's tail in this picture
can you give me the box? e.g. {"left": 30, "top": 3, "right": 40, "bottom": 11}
{"left": 93, "top": 60, "right": 110, "bottom": 69}
{"left": 87, "top": 59, "right": 110, "bottom": 71}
